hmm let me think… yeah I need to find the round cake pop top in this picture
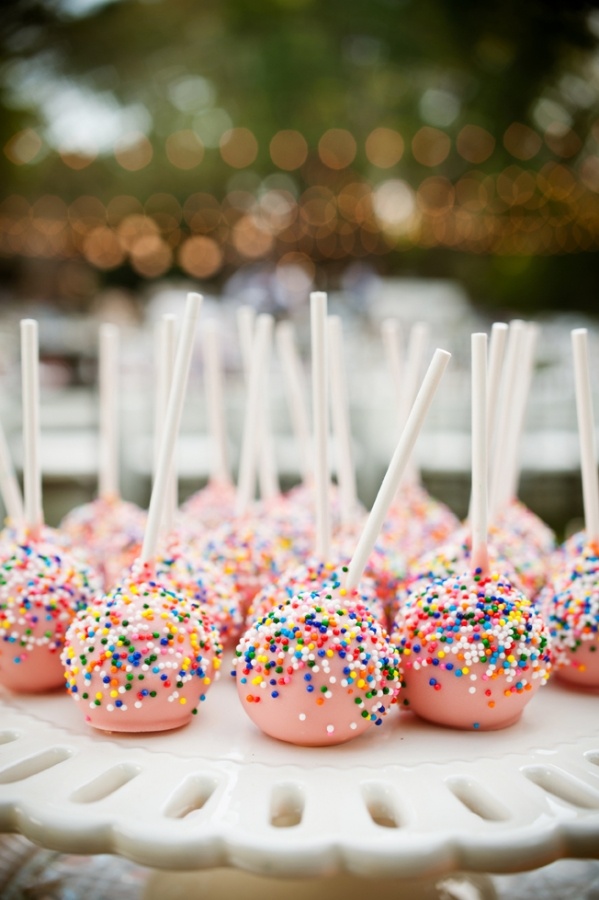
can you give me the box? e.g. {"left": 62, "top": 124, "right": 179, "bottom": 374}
{"left": 391, "top": 526, "right": 525, "bottom": 620}
{"left": 0, "top": 533, "right": 102, "bottom": 693}
{"left": 61, "top": 495, "right": 146, "bottom": 590}
{"left": 181, "top": 480, "right": 237, "bottom": 531}
{"left": 62, "top": 561, "right": 222, "bottom": 732}
{"left": 155, "top": 530, "right": 244, "bottom": 647}
{"left": 490, "top": 499, "right": 555, "bottom": 599}
{"left": 543, "top": 541, "right": 599, "bottom": 687}
{"left": 380, "top": 482, "right": 459, "bottom": 564}
{"left": 234, "top": 589, "right": 401, "bottom": 746}
{"left": 392, "top": 568, "right": 552, "bottom": 730}
{"left": 247, "top": 557, "right": 387, "bottom": 629}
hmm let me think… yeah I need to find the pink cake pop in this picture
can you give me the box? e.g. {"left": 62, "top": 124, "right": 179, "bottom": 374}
{"left": 0, "top": 320, "right": 101, "bottom": 693}
{"left": 63, "top": 293, "right": 224, "bottom": 733}
{"left": 60, "top": 325, "right": 146, "bottom": 589}
{"left": 234, "top": 295, "right": 451, "bottom": 746}
{"left": 62, "top": 561, "right": 221, "bottom": 731}
{"left": 542, "top": 329, "right": 599, "bottom": 686}
{"left": 392, "top": 334, "right": 552, "bottom": 729}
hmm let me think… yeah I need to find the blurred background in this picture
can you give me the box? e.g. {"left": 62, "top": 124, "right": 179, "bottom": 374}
{"left": 0, "top": 0, "right": 598, "bottom": 532}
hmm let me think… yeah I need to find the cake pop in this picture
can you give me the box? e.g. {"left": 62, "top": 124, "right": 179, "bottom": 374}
{"left": 0, "top": 319, "right": 101, "bottom": 693}
{"left": 234, "top": 293, "right": 451, "bottom": 746}
{"left": 63, "top": 292, "right": 224, "bottom": 733}
{"left": 543, "top": 329, "right": 599, "bottom": 686}
{"left": 392, "top": 334, "right": 552, "bottom": 729}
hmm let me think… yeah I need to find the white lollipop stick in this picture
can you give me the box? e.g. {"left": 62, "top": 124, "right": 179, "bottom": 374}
{"left": 98, "top": 324, "right": 119, "bottom": 501}
{"left": 468, "top": 321, "right": 509, "bottom": 523}
{"left": 155, "top": 315, "right": 177, "bottom": 534}
{"left": 236, "top": 314, "right": 274, "bottom": 516}
{"left": 397, "top": 321, "right": 429, "bottom": 488}
{"left": 502, "top": 323, "right": 539, "bottom": 506}
{"left": 0, "top": 416, "right": 23, "bottom": 524}
{"left": 21, "top": 319, "right": 43, "bottom": 535}
{"left": 487, "top": 322, "right": 508, "bottom": 453}
{"left": 471, "top": 333, "right": 489, "bottom": 574}
{"left": 572, "top": 328, "right": 599, "bottom": 543}
{"left": 328, "top": 316, "right": 357, "bottom": 527}
{"left": 237, "top": 305, "right": 278, "bottom": 501}
{"left": 257, "top": 320, "right": 279, "bottom": 502}
{"left": 276, "top": 321, "right": 312, "bottom": 485}
{"left": 381, "top": 318, "right": 403, "bottom": 406}
{"left": 237, "top": 306, "right": 256, "bottom": 380}
{"left": 201, "top": 318, "right": 231, "bottom": 485}
{"left": 346, "top": 348, "right": 451, "bottom": 591}
{"left": 311, "top": 292, "right": 331, "bottom": 561}
{"left": 141, "top": 293, "right": 202, "bottom": 563}
{"left": 489, "top": 319, "right": 526, "bottom": 519}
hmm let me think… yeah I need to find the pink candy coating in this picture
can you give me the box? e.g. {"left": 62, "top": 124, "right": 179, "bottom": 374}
{"left": 234, "top": 591, "right": 401, "bottom": 746}
{"left": 0, "top": 535, "right": 101, "bottom": 693}
{"left": 62, "top": 562, "right": 222, "bottom": 732}
{"left": 543, "top": 541, "right": 599, "bottom": 687}
{"left": 392, "top": 569, "right": 552, "bottom": 730}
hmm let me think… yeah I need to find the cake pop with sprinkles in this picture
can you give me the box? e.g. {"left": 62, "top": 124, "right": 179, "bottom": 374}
{"left": 543, "top": 329, "right": 599, "bottom": 686}
{"left": 0, "top": 320, "right": 101, "bottom": 693}
{"left": 60, "top": 324, "right": 146, "bottom": 590}
{"left": 392, "top": 334, "right": 552, "bottom": 730}
{"left": 62, "top": 293, "right": 222, "bottom": 732}
{"left": 233, "top": 294, "right": 451, "bottom": 746}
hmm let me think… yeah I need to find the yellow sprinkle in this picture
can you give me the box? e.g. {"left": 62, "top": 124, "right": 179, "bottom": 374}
{"left": 462, "top": 667, "right": 470, "bottom": 675}
{"left": 95, "top": 692, "right": 103, "bottom": 700}
{"left": 110, "top": 690, "right": 118, "bottom": 698}
{"left": 179, "top": 697, "right": 187, "bottom": 704}
{"left": 251, "top": 676, "right": 263, "bottom": 685}
{"left": 326, "top": 649, "right": 333, "bottom": 657}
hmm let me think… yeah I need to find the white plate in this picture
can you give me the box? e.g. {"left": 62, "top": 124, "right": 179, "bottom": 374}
{"left": 0, "top": 665, "right": 598, "bottom": 878}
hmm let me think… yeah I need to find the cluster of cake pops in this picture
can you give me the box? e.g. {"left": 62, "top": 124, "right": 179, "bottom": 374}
{"left": 0, "top": 289, "right": 597, "bottom": 747}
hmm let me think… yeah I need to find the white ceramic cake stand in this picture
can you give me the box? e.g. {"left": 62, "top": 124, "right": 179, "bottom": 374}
{"left": 0, "top": 666, "right": 598, "bottom": 879}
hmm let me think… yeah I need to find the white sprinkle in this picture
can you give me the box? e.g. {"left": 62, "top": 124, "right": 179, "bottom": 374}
{"left": 107, "top": 704, "right": 114, "bottom": 712}
{"left": 299, "top": 713, "right": 306, "bottom": 721}
{"left": 134, "top": 701, "right": 142, "bottom": 709}
{"left": 326, "top": 725, "right": 334, "bottom": 734}
{"left": 350, "top": 722, "right": 357, "bottom": 730}
{"left": 468, "top": 686, "right": 476, "bottom": 694}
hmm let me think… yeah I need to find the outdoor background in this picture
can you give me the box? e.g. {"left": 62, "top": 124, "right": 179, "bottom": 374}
{"left": 0, "top": 0, "right": 598, "bottom": 532}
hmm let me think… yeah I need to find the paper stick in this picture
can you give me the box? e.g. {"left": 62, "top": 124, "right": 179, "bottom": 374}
{"left": 155, "top": 315, "right": 177, "bottom": 534}
{"left": 486, "top": 322, "right": 508, "bottom": 453}
{"left": 98, "top": 324, "right": 119, "bottom": 500}
{"left": 311, "top": 292, "right": 331, "bottom": 561}
{"left": 276, "top": 321, "right": 312, "bottom": 485}
{"left": 397, "top": 321, "right": 429, "bottom": 487}
{"left": 346, "top": 348, "right": 451, "bottom": 591}
{"left": 501, "top": 323, "right": 539, "bottom": 506}
{"left": 257, "top": 319, "right": 279, "bottom": 501}
{"left": 471, "top": 333, "right": 489, "bottom": 574}
{"left": 0, "top": 416, "right": 23, "bottom": 524}
{"left": 572, "top": 328, "right": 599, "bottom": 542}
{"left": 328, "top": 316, "right": 357, "bottom": 527}
{"left": 381, "top": 318, "right": 403, "bottom": 407}
{"left": 236, "top": 314, "right": 274, "bottom": 516}
{"left": 237, "top": 305, "right": 278, "bottom": 501}
{"left": 201, "top": 318, "right": 231, "bottom": 485}
{"left": 20, "top": 319, "right": 43, "bottom": 534}
{"left": 237, "top": 306, "right": 256, "bottom": 380}
{"left": 468, "top": 321, "right": 508, "bottom": 523}
{"left": 141, "top": 293, "right": 202, "bottom": 563}
{"left": 489, "top": 319, "right": 526, "bottom": 519}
